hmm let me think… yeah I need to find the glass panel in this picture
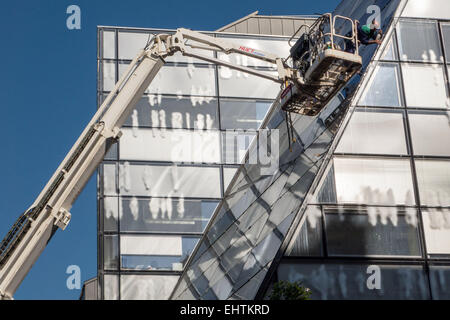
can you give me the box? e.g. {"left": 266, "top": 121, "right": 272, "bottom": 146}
{"left": 120, "top": 197, "right": 216, "bottom": 233}
{"left": 120, "top": 235, "right": 199, "bottom": 271}
{"left": 216, "top": 36, "right": 290, "bottom": 68}
{"left": 333, "top": 157, "right": 415, "bottom": 205}
{"left": 218, "top": 69, "right": 279, "bottom": 99}
{"left": 422, "top": 209, "right": 450, "bottom": 255}
{"left": 118, "top": 30, "right": 214, "bottom": 63}
{"left": 120, "top": 275, "right": 178, "bottom": 300}
{"left": 359, "top": 63, "right": 402, "bottom": 107}
{"left": 402, "top": 64, "right": 449, "bottom": 109}
{"left": 415, "top": 160, "right": 450, "bottom": 206}
{"left": 103, "top": 235, "right": 119, "bottom": 270}
{"left": 441, "top": 24, "right": 450, "bottom": 61}
{"left": 104, "top": 142, "right": 117, "bottom": 161}
{"left": 277, "top": 262, "right": 430, "bottom": 300}
{"left": 221, "top": 130, "right": 256, "bottom": 164}
{"left": 430, "top": 266, "right": 450, "bottom": 299}
{"left": 336, "top": 109, "right": 407, "bottom": 155}
{"left": 380, "top": 34, "right": 397, "bottom": 61}
{"left": 220, "top": 99, "right": 272, "bottom": 130}
{"left": 286, "top": 206, "right": 323, "bottom": 257}
{"left": 102, "top": 197, "right": 118, "bottom": 232}
{"left": 325, "top": 208, "right": 421, "bottom": 257}
{"left": 402, "top": 0, "right": 450, "bottom": 20}
{"left": 103, "top": 274, "right": 119, "bottom": 300}
{"left": 397, "top": 20, "right": 443, "bottom": 62}
{"left": 122, "top": 95, "right": 219, "bottom": 130}
{"left": 102, "top": 61, "right": 116, "bottom": 92}
{"left": 118, "top": 163, "right": 221, "bottom": 198}
{"left": 102, "top": 31, "right": 115, "bottom": 59}
{"left": 102, "top": 163, "right": 117, "bottom": 196}
{"left": 119, "top": 63, "right": 216, "bottom": 96}
{"left": 409, "top": 111, "right": 450, "bottom": 156}
{"left": 223, "top": 167, "right": 238, "bottom": 192}
{"left": 119, "top": 128, "right": 221, "bottom": 163}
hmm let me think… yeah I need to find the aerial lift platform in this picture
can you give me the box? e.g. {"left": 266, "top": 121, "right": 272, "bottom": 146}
{"left": 0, "top": 13, "right": 362, "bottom": 300}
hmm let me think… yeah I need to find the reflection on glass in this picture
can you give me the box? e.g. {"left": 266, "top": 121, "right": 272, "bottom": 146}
{"left": 104, "top": 235, "right": 119, "bottom": 270}
{"left": 397, "top": 20, "right": 443, "bottom": 62}
{"left": 120, "top": 197, "right": 217, "bottom": 233}
{"left": 277, "top": 262, "right": 429, "bottom": 300}
{"left": 333, "top": 157, "right": 415, "bottom": 206}
{"left": 120, "top": 275, "right": 178, "bottom": 300}
{"left": 422, "top": 209, "right": 450, "bottom": 255}
{"left": 409, "top": 111, "right": 450, "bottom": 156}
{"left": 220, "top": 99, "right": 271, "bottom": 130}
{"left": 336, "top": 109, "right": 407, "bottom": 155}
{"left": 402, "top": 64, "right": 449, "bottom": 109}
{"left": 415, "top": 160, "right": 450, "bottom": 207}
{"left": 120, "top": 236, "right": 199, "bottom": 271}
{"left": 359, "top": 63, "right": 402, "bottom": 107}
{"left": 325, "top": 209, "right": 421, "bottom": 257}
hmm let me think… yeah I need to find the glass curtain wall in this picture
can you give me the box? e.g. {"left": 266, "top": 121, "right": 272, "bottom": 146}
{"left": 280, "top": 14, "right": 450, "bottom": 300}
{"left": 97, "top": 27, "right": 289, "bottom": 299}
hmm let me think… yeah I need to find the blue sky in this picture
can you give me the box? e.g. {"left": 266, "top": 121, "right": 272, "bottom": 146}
{"left": 0, "top": 0, "right": 340, "bottom": 300}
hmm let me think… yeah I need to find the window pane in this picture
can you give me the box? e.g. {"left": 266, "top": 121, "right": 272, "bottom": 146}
{"left": 218, "top": 69, "right": 279, "bottom": 99}
{"left": 380, "top": 34, "right": 397, "bottom": 61}
{"left": 359, "top": 63, "right": 402, "bottom": 107}
{"left": 123, "top": 95, "right": 219, "bottom": 130}
{"left": 102, "top": 197, "right": 118, "bottom": 232}
{"left": 402, "top": 64, "right": 449, "bottom": 109}
{"left": 409, "top": 111, "right": 450, "bottom": 156}
{"left": 336, "top": 109, "right": 407, "bottom": 155}
{"left": 102, "top": 163, "right": 117, "bottom": 196}
{"left": 221, "top": 130, "right": 256, "bottom": 164}
{"left": 119, "top": 128, "right": 221, "bottom": 163}
{"left": 422, "top": 209, "right": 450, "bottom": 256}
{"left": 102, "top": 61, "right": 116, "bottom": 92}
{"left": 119, "top": 197, "right": 216, "bottom": 233}
{"left": 441, "top": 24, "right": 450, "bottom": 61}
{"left": 415, "top": 160, "right": 450, "bottom": 206}
{"left": 120, "top": 236, "right": 199, "bottom": 271}
{"left": 325, "top": 208, "right": 421, "bottom": 257}
{"left": 103, "top": 235, "right": 119, "bottom": 270}
{"left": 118, "top": 163, "right": 221, "bottom": 198}
{"left": 220, "top": 99, "right": 271, "bottom": 130}
{"left": 102, "top": 31, "right": 115, "bottom": 59}
{"left": 120, "top": 275, "right": 178, "bottom": 300}
{"left": 119, "top": 63, "right": 216, "bottom": 96}
{"left": 120, "top": 235, "right": 191, "bottom": 270}
{"left": 430, "top": 266, "right": 450, "bottom": 299}
{"left": 277, "top": 262, "right": 430, "bottom": 300}
{"left": 397, "top": 20, "right": 443, "bottom": 62}
{"left": 333, "top": 157, "right": 415, "bottom": 205}
{"left": 223, "top": 167, "right": 238, "bottom": 192}
{"left": 403, "top": 0, "right": 450, "bottom": 20}
{"left": 286, "top": 206, "right": 323, "bottom": 257}
{"left": 103, "top": 274, "right": 119, "bottom": 300}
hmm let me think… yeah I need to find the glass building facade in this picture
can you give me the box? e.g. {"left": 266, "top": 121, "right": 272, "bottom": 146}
{"left": 276, "top": 0, "right": 450, "bottom": 300}
{"left": 97, "top": 0, "right": 450, "bottom": 300}
{"left": 172, "top": 0, "right": 450, "bottom": 300}
{"left": 97, "top": 19, "right": 314, "bottom": 299}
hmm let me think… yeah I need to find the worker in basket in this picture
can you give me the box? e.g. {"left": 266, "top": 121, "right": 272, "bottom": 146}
{"left": 345, "top": 19, "right": 383, "bottom": 53}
